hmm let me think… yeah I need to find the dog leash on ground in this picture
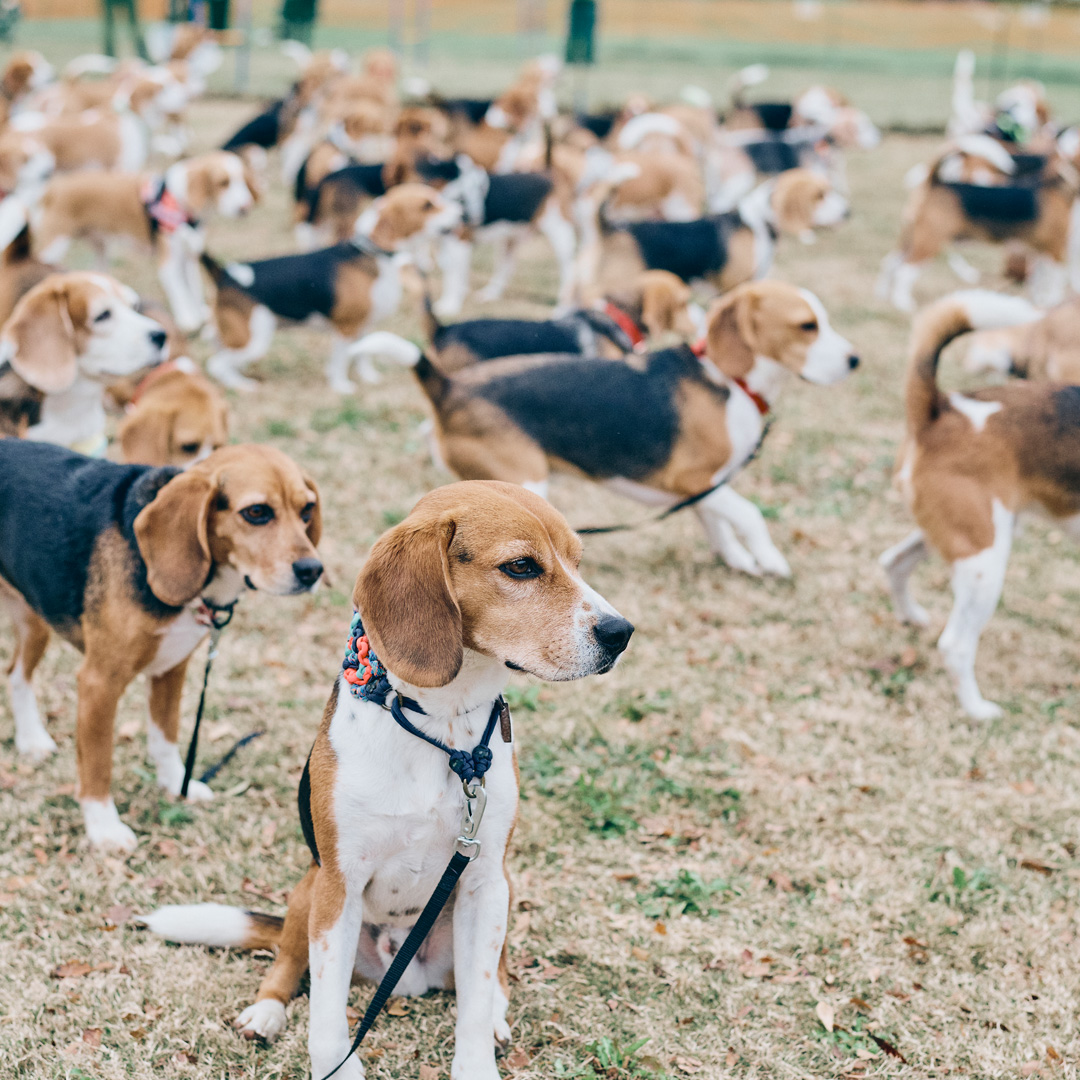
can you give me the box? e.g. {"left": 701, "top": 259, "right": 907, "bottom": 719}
{"left": 576, "top": 416, "right": 773, "bottom": 536}
{"left": 318, "top": 613, "right": 513, "bottom": 1080}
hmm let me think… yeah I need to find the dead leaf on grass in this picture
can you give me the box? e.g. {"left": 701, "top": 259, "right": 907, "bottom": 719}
{"left": 418, "top": 1066, "right": 440, "bottom": 1080}
{"left": 155, "top": 839, "right": 179, "bottom": 857}
{"left": 52, "top": 961, "right": 93, "bottom": 979}
{"left": 1020, "top": 858, "right": 1058, "bottom": 875}
{"left": 504, "top": 1046, "right": 531, "bottom": 1069}
{"left": 385, "top": 999, "right": 410, "bottom": 1016}
{"left": 103, "top": 904, "right": 133, "bottom": 927}
{"left": 868, "top": 1033, "right": 907, "bottom": 1063}
{"left": 672, "top": 1055, "right": 703, "bottom": 1074}
{"left": 81, "top": 1028, "right": 102, "bottom": 1048}
{"left": 815, "top": 1000, "right": 835, "bottom": 1032}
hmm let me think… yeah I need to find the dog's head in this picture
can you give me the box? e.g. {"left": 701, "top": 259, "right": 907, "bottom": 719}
{"left": 771, "top": 169, "right": 849, "bottom": 239}
{"left": 0, "top": 272, "right": 168, "bottom": 394}
{"left": 633, "top": 270, "right": 697, "bottom": 341}
{"left": 362, "top": 183, "right": 462, "bottom": 250}
{"left": 168, "top": 150, "right": 258, "bottom": 220}
{"left": 0, "top": 130, "right": 54, "bottom": 193}
{"left": 705, "top": 280, "right": 858, "bottom": 387}
{"left": 118, "top": 362, "right": 229, "bottom": 468}
{"left": 134, "top": 444, "right": 322, "bottom": 607}
{"left": 2, "top": 51, "right": 53, "bottom": 102}
{"left": 352, "top": 481, "right": 633, "bottom": 688}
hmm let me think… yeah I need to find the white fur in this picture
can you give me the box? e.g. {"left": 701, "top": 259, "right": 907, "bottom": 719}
{"left": 617, "top": 113, "right": 684, "bottom": 152}
{"left": 954, "top": 134, "right": 1017, "bottom": 176}
{"left": 142, "top": 904, "right": 255, "bottom": 947}
{"left": 207, "top": 304, "right": 277, "bottom": 392}
{"left": 224, "top": 262, "right": 255, "bottom": 287}
{"left": 952, "top": 288, "right": 1042, "bottom": 330}
{"left": 236, "top": 999, "right": 288, "bottom": 1041}
{"left": 798, "top": 289, "right": 856, "bottom": 384}
{"left": 879, "top": 529, "right": 931, "bottom": 627}
{"left": 947, "top": 392, "right": 1002, "bottom": 433}
{"left": 81, "top": 798, "right": 137, "bottom": 852}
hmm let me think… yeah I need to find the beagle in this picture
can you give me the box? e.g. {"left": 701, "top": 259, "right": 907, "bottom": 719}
{"left": 878, "top": 150, "right": 1078, "bottom": 312}
{"left": 963, "top": 293, "right": 1080, "bottom": 384}
{"left": 578, "top": 169, "right": 849, "bottom": 298}
{"left": 878, "top": 290, "right": 1080, "bottom": 720}
{"left": 948, "top": 50, "right": 1053, "bottom": 147}
{"left": 31, "top": 150, "right": 257, "bottom": 332}
{"left": 359, "top": 280, "right": 858, "bottom": 577}
{"left": 203, "top": 184, "right": 461, "bottom": 393}
{"left": 0, "top": 271, "right": 168, "bottom": 456}
{"left": 0, "top": 130, "right": 55, "bottom": 204}
{"left": 0, "top": 50, "right": 54, "bottom": 110}
{"left": 142, "top": 480, "right": 632, "bottom": 1070}
{"left": 117, "top": 359, "right": 229, "bottom": 467}
{"left": 14, "top": 107, "right": 146, "bottom": 172}
{"left": 0, "top": 441, "right": 323, "bottom": 850}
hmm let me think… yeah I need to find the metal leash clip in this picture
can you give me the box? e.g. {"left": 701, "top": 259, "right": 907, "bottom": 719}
{"left": 455, "top": 779, "right": 487, "bottom": 859}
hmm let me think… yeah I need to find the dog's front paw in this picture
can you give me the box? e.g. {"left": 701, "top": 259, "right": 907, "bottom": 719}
{"left": 451, "top": 1054, "right": 501, "bottom": 1080}
{"left": 311, "top": 1054, "right": 365, "bottom": 1080}
{"left": 432, "top": 298, "right": 462, "bottom": 319}
{"left": 183, "top": 779, "right": 214, "bottom": 802}
{"left": 82, "top": 800, "right": 138, "bottom": 853}
{"left": 756, "top": 549, "right": 792, "bottom": 578}
{"left": 329, "top": 377, "right": 357, "bottom": 395}
{"left": 899, "top": 604, "right": 931, "bottom": 628}
{"left": 962, "top": 697, "right": 1004, "bottom": 723}
{"left": 16, "top": 726, "right": 57, "bottom": 762}
{"left": 715, "top": 548, "right": 761, "bottom": 576}
{"left": 235, "top": 999, "right": 287, "bottom": 1041}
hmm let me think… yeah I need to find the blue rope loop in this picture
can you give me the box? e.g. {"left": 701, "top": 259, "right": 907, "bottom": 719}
{"left": 342, "top": 612, "right": 506, "bottom": 783}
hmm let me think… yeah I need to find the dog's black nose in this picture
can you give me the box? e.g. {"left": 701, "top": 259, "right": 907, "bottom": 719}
{"left": 292, "top": 558, "right": 324, "bottom": 588}
{"left": 848, "top": 354, "right": 860, "bottom": 370}
{"left": 593, "top": 614, "right": 634, "bottom": 656}
{"left": 150, "top": 328, "right": 168, "bottom": 350}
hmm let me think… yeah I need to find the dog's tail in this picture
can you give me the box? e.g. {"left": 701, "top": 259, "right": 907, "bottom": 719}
{"left": 198, "top": 250, "right": 232, "bottom": 288}
{"left": 906, "top": 290, "right": 1042, "bottom": 436}
{"left": 728, "top": 63, "right": 769, "bottom": 108}
{"left": 139, "top": 904, "right": 283, "bottom": 951}
{"left": 348, "top": 331, "right": 451, "bottom": 403}
{"left": 420, "top": 286, "right": 442, "bottom": 342}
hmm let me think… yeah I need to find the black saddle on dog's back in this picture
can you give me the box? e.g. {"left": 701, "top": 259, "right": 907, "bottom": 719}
{"left": 744, "top": 138, "right": 801, "bottom": 174}
{"left": 626, "top": 214, "right": 738, "bottom": 282}
{"left": 950, "top": 183, "right": 1040, "bottom": 227}
{"left": 753, "top": 102, "right": 794, "bottom": 132}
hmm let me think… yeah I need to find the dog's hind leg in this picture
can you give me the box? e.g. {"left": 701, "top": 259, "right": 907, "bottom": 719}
{"left": 536, "top": 200, "right": 578, "bottom": 309}
{"left": 477, "top": 226, "right": 522, "bottom": 304}
{"left": 1, "top": 587, "right": 54, "bottom": 761}
{"left": 879, "top": 528, "right": 931, "bottom": 627}
{"left": 938, "top": 501, "right": 1013, "bottom": 721}
{"left": 207, "top": 305, "right": 276, "bottom": 392}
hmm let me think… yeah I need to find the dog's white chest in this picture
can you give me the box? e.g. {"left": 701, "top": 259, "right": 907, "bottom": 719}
{"left": 145, "top": 606, "right": 208, "bottom": 678}
{"left": 369, "top": 257, "right": 404, "bottom": 325}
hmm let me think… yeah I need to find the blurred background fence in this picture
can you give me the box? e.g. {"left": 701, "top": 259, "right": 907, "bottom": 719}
{"left": 9, "top": 1, "right": 1080, "bottom": 128}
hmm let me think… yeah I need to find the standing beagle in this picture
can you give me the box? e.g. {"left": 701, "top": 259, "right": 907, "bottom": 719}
{"left": 31, "top": 150, "right": 257, "bottom": 332}
{"left": 143, "top": 481, "right": 633, "bottom": 1074}
{"left": 0, "top": 442, "right": 322, "bottom": 850}
{"left": 202, "top": 184, "right": 461, "bottom": 393}
{"left": 880, "top": 290, "right": 1080, "bottom": 719}
{"left": 0, "top": 271, "right": 168, "bottom": 456}
{"left": 356, "top": 280, "right": 858, "bottom": 577}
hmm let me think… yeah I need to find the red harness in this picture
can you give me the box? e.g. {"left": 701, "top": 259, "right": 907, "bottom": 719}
{"left": 141, "top": 178, "right": 195, "bottom": 235}
{"left": 603, "top": 300, "right": 645, "bottom": 350}
{"left": 691, "top": 339, "right": 770, "bottom": 415}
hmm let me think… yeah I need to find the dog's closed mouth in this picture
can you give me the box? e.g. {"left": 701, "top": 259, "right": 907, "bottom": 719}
{"left": 244, "top": 575, "right": 256, "bottom": 590}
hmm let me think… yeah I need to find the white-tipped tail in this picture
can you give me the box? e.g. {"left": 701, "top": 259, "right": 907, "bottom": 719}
{"left": 347, "top": 331, "right": 422, "bottom": 366}
{"left": 140, "top": 904, "right": 257, "bottom": 947}
{"left": 955, "top": 134, "right": 1017, "bottom": 175}
{"left": 951, "top": 289, "right": 1043, "bottom": 330}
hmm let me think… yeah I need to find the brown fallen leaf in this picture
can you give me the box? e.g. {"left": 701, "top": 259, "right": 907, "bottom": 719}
{"left": 104, "top": 904, "right": 133, "bottom": 927}
{"left": 1046, "top": 1046, "right": 1062, "bottom": 1064}
{"left": 673, "top": 1055, "right": 703, "bottom": 1074}
{"left": 52, "top": 961, "right": 93, "bottom": 979}
{"left": 1020, "top": 858, "right": 1058, "bottom": 875}
{"left": 504, "top": 1046, "right": 531, "bottom": 1069}
{"left": 418, "top": 1066, "right": 440, "bottom": 1080}
{"left": 155, "top": 839, "right": 179, "bottom": 857}
{"left": 868, "top": 1033, "right": 907, "bottom": 1063}
{"left": 385, "top": 999, "right": 410, "bottom": 1017}
{"left": 81, "top": 1029, "right": 102, "bottom": 1048}
{"left": 850, "top": 997, "right": 871, "bottom": 1012}
{"left": 815, "top": 1000, "right": 835, "bottom": 1032}
{"left": 630, "top": 946, "right": 649, "bottom": 962}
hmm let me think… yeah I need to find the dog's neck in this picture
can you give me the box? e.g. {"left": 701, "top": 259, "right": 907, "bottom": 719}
{"left": 200, "top": 564, "right": 244, "bottom": 609}
{"left": 742, "top": 355, "right": 790, "bottom": 406}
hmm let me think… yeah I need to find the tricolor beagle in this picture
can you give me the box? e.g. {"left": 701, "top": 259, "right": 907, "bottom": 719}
{"left": 0, "top": 441, "right": 322, "bottom": 850}
{"left": 879, "top": 290, "right": 1080, "bottom": 719}
{"left": 142, "top": 481, "right": 632, "bottom": 1074}
{"left": 203, "top": 184, "right": 461, "bottom": 393}
{"left": 0, "top": 271, "right": 168, "bottom": 456}
{"left": 31, "top": 150, "right": 257, "bottom": 332}
{"left": 360, "top": 280, "right": 858, "bottom": 577}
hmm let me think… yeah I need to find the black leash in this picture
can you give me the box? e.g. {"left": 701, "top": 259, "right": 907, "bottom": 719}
{"left": 576, "top": 417, "right": 773, "bottom": 536}
{"left": 180, "top": 600, "right": 236, "bottom": 799}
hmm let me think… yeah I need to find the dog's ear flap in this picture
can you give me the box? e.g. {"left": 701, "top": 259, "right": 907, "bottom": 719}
{"left": 117, "top": 404, "right": 171, "bottom": 466}
{"left": 368, "top": 197, "right": 401, "bottom": 251}
{"left": 134, "top": 469, "right": 217, "bottom": 607}
{"left": 301, "top": 470, "right": 323, "bottom": 547}
{"left": 704, "top": 287, "right": 758, "bottom": 379}
{"left": 772, "top": 172, "right": 818, "bottom": 235}
{"left": 352, "top": 514, "right": 463, "bottom": 688}
{"left": 2, "top": 281, "right": 79, "bottom": 394}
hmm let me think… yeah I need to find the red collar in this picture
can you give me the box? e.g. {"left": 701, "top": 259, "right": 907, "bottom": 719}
{"left": 603, "top": 300, "right": 645, "bottom": 350}
{"left": 130, "top": 360, "right": 180, "bottom": 406}
{"left": 690, "top": 339, "right": 770, "bottom": 415}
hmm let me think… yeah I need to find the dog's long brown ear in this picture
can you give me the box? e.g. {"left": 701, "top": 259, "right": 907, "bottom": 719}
{"left": 705, "top": 287, "right": 758, "bottom": 379}
{"left": 368, "top": 198, "right": 402, "bottom": 250}
{"left": 134, "top": 469, "right": 217, "bottom": 607}
{"left": 352, "top": 514, "right": 462, "bottom": 688}
{"left": 2, "top": 281, "right": 79, "bottom": 393}
{"left": 773, "top": 172, "right": 819, "bottom": 235}
{"left": 301, "top": 471, "right": 323, "bottom": 547}
{"left": 117, "top": 404, "right": 171, "bottom": 466}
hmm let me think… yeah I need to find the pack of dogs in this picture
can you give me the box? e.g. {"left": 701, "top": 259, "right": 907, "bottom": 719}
{"left": 0, "top": 37, "right": 1078, "bottom": 1078}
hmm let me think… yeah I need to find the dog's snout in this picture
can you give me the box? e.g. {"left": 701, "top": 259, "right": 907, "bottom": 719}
{"left": 593, "top": 614, "right": 634, "bottom": 656}
{"left": 149, "top": 328, "right": 168, "bottom": 351}
{"left": 848, "top": 354, "right": 860, "bottom": 370}
{"left": 292, "top": 557, "right": 324, "bottom": 588}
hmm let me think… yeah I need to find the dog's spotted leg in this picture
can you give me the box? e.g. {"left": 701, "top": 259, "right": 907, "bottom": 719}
{"left": 938, "top": 501, "right": 1013, "bottom": 721}
{"left": 879, "top": 529, "right": 931, "bottom": 627}
{"left": 1, "top": 590, "right": 54, "bottom": 760}
{"left": 148, "top": 660, "right": 213, "bottom": 802}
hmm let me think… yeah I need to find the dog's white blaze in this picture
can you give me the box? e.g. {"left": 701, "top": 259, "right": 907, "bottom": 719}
{"left": 947, "top": 392, "right": 1002, "bottom": 433}
{"left": 143, "top": 904, "right": 255, "bottom": 947}
{"left": 82, "top": 303, "right": 168, "bottom": 378}
{"left": 798, "top": 289, "right": 855, "bottom": 385}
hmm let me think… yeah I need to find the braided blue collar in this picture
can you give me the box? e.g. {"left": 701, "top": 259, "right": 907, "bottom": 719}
{"left": 341, "top": 612, "right": 507, "bottom": 784}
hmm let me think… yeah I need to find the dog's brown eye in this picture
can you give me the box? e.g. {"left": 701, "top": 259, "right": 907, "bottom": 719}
{"left": 240, "top": 504, "right": 274, "bottom": 525}
{"left": 799, "top": 321, "right": 817, "bottom": 332}
{"left": 93, "top": 309, "right": 111, "bottom": 323}
{"left": 179, "top": 442, "right": 200, "bottom": 455}
{"left": 500, "top": 557, "right": 541, "bottom": 580}
{"left": 300, "top": 502, "right": 316, "bottom": 523}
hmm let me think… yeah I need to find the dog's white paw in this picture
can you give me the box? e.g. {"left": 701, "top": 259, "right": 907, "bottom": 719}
{"left": 717, "top": 548, "right": 761, "bottom": 576}
{"left": 756, "top": 549, "right": 792, "bottom": 578}
{"left": 451, "top": 1054, "right": 501, "bottom": 1080}
{"left": 432, "top": 298, "right": 462, "bottom": 319}
{"left": 82, "top": 800, "right": 137, "bottom": 853}
{"left": 183, "top": 779, "right": 214, "bottom": 802}
{"left": 963, "top": 697, "right": 1004, "bottom": 722}
{"left": 235, "top": 999, "right": 287, "bottom": 1041}
{"left": 16, "top": 726, "right": 57, "bottom": 761}
{"left": 900, "top": 604, "right": 931, "bottom": 628}
{"left": 329, "top": 377, "right": 357, "bottom": 395}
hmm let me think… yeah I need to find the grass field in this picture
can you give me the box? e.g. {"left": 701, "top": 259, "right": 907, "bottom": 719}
{"left": 2, "top": 87, "right": 1080, "bottom": 1080}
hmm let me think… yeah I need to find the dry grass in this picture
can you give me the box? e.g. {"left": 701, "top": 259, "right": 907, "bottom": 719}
{"left": 1, "top": 95, "right": 1080, "bottom": 1080}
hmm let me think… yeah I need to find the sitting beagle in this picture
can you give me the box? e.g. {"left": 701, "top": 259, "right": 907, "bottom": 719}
{"left": 31, "top": 150, "right": 257, "bottom": 332}
{"left": 0, "top": 271, "right": 168, "bottom": 456}
{"left": 879, "top": 290, "right": 1080, "bottom": 720}
{"left": 142, "top": 481, "right": 633, "bottom": 1069}
{"left": 117, "top": 358, "right": 229, "bottom": 467}
{"left": 423, "top": 269, "right": 697, "bottom": 372}
{"left": 0, "top": 441, "right": 323, "bottom": 850}
{"left": 578, "top": 169, "right": 849, "bottom": 298}
{"left": 203, "top": 184, "right": 461, "bottom": 393}
{"left": 357, "top": 280, "right": 858, "bottom": 577}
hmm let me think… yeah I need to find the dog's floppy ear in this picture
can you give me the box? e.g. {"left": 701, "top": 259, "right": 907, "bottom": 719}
{"left": 705, "top": 287, "right": 758, "bottom": 379}
{"left": 117, "top": 403, "right": 171, "bottom": 466}
{"left": 368, "top": 196, "right": 403, "bottom": 251}
{"left": 352, "top": 513, "right": 462, "bottom": 688}
{"left": 301, "top": 471, "right": 323, "bottom": 547}
{"left": 1, "top": 279, "right": 79, "bottom": 393}
{"left": 134, "top": 469, "right": 217, "bottom": 606}
{"left": 772, "top": 172, "right": 820, "bottom": 235}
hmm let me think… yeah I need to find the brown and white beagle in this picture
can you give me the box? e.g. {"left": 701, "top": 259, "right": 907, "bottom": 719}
{"left": 0, "top": 271, "right": 168, "bottom": 456}
{"left": 356, "top": 280, "right": 858, "bottom": 577}
{"left": 142, "top": 481, "right": 632, "bottom": 1072}
{"left": 0, "top": 441, "right": 322, "bottom": 850}
{"left": 31, "top": 150, "right": 257, "bottom": 332}
{"left": 879, "top": 290, "right": 1080, "bottom": 719}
